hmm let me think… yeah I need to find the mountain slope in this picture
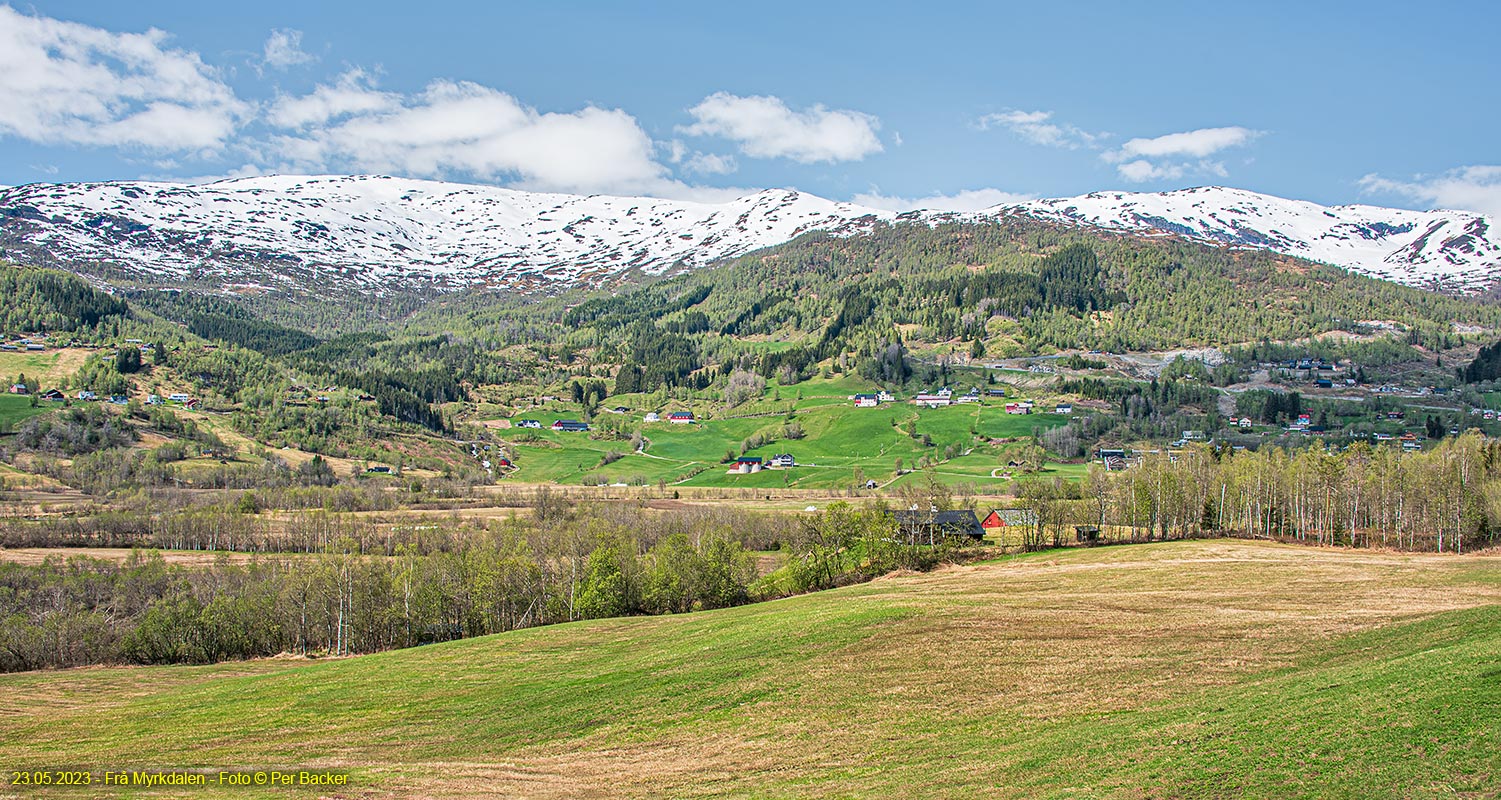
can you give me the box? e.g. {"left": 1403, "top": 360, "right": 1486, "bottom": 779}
{"left": 0, "top": 175, "right": 1496, "bottom": 296}
{"left": 0, "top": 175, "right": 888, "bottom": 293}
{"left": 1012, "top": 186, "right": 1499, "bottom": 293}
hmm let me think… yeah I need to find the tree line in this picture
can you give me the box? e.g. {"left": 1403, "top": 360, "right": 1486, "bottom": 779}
{"left": 1017, "top": 432, "right": 1500, "bottom": 553}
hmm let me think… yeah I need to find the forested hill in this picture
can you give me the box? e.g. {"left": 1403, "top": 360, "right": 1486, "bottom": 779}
{"left": 506, "top": 216, "right": 1501, "bottom": 385}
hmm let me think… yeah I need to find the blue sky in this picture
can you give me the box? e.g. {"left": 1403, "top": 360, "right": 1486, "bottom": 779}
{"left": 2, "top": 1, "right": 1498, "bottom": 214}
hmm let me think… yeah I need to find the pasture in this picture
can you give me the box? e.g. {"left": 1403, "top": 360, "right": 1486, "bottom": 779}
{"left": 1, "top": 539, "right": 1496, "bottom": 798}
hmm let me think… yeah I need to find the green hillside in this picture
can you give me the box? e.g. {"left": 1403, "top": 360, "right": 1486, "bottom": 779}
{"left": 2, "top": 540, "right": 1496, "bottom": 798}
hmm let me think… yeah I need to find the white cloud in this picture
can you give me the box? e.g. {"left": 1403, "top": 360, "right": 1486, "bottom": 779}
{"left": 681, "top": 92, "right": 882, "bottom": 163}
{"left": 978, "top": 110, "right": 1104, "bottom": 149}
{"left": 1110, "top": 126, "right": 1261, "bottom": 161}
{"left": 268, "top": 78, "right": 682, "bottom": 195}
{"left": 1359, "top": 166, "right": 1501, "bottom": 218}
{"left": 683, "top": 152, "right": 736, "bottom": 175}
{"left": 0, "top": 6, "right": 246, "bottom": 152}
{"left": 1104, "top": 126, "right": 1261, "bottom": 183}
{"left": 852, "top": 187, "right": 1034, "bottom": 213}
{"left": 262, "top": 28, "right": 313, "bottom": 70}
{"left": 267, "top": 69, "right": 397, "bottom": 128}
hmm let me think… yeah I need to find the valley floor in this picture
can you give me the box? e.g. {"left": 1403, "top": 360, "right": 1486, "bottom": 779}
{"left": 0, "top": 539, "right": 1498, "bottom": 798}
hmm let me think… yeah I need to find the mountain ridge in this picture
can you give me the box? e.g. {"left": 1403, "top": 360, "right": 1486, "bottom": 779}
{"left": 0, "top": 174, "right": 1495, "bottom": 296}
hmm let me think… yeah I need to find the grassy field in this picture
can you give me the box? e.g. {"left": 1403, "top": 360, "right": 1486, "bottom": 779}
{"left": 1, "top": 540, "right": 1497, "bottom": 798}
{"left": 0, "top": 348, "right": 90, "bottom": 387}
{"left": 497, "top": 395, "right": 1072, "bottom": 490}
{"left": 0, "top": 393, "right": 51, "bottom": 428}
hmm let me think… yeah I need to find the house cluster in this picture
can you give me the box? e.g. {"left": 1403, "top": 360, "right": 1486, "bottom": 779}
{"left": 912, "top": 388, "right": 954, "bottom": 408}
{"left": 146, "top": 392, "right": 201, "bottom": 410}
{"left": 1469, "top": 408, "right": 1501, "bottom": 421}
{"left": 1372, "top": 431, "right": 1425, "bottom": 450}
{"left": 728, "top": 453, "right": 795, "bottom": 474}
{"left": 1228, "top": 416, "right": 1255, "bottom": 429}
{"left": 1004, "top": 401, "right": 1034, "bottom": 415}
{"left": 1, "top": 336, "right": 47, "bottom": 352}
{"left": 851, "top": 390, "right": 894, "bottom": 408}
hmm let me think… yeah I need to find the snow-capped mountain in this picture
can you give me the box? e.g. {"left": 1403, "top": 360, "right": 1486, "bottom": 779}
{"left": 1010, "top": 186, "right": 1499, "bottom": 293}
{"left": 0, "top": 175, "right": 1496, "bottom": 296}
{"left": 0, "top": 175, "right": 889, "bottom": 293}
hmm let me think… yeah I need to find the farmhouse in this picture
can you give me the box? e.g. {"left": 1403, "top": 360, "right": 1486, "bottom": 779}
{"left": 8, "top": 383, "right": 27, "bottom": 395}
{"left": 892, "top": 509, "right": 985, "bottom": 544}
{"left": 40, "top": 389, "right": 66, "bottom": 401}
{"left": 987, "top": 388, "right": 1007, "bottom": 397}
{"left": 517, "top": 419, "right": 542, "bottom": 428}
{"left": 770, "top": 453, "right": 795, "bottom": 468}
{"left": 733, "top": 456, "right": 763, "bottom": 474}
{"left": 853, "top": 393, "right": 879, "bottom": 408}
{"left": 981, "top": 509, "right": 1037, "bottom": 529}
{"left": 552, "top": 420, "right": 590, "bottom": 432}
{"left": 913, "top": 394, "right": 950, "bottom": 408}
{"left": 1005, "top": 403, "right": 1030, "bottom": 415}
{"left": 877, "top": 390, "right": 894, "bottom": 403}
{"left": 667, "top": 411, "right": 695, "bottom": 424}
{"left": 168, "top": 392, "right": 191, "bottom": 403}
{"left": 643, "top": 412, "right": 660, "bottom": 422}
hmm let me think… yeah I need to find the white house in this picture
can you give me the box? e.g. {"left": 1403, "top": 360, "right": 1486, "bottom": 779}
{"left": 643, "top": 412, "right": 661, "bottom": 422}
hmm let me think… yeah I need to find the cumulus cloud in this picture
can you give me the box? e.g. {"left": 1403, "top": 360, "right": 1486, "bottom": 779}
{"left": 0, "top": 6, "right": 246, "bottom": 152}
{"left": 267, "top": 77, "right": 683, "bottom": 195}
{"left": 267, "top": 68, "right": 397, "bottom": 128}
{"left": 852, "top": 187, "right": 1033, "bottom": 213}
{"left": 1359, "top": 166, "right": 1501, "bottom": 218}
{"left": 662, "top": 139, "right": 737, "bottom": 175}
{"left": 681, "top": 92, "right": 882, "bottom": 163}
{"left": 977, "top": 110, "right": 1104, "bottom": 149}
{"left": 1103, "top": 126, "right": 1261, "bottom": 183}
{"left": 262, "top": 28, "right": 313, "bottom": 70}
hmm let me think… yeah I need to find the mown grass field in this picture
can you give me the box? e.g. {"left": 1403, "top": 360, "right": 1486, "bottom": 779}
{"left": 497, "top": 393, "right": 1071, "bottom": 490}
{"left": 0, "top": 393, "right": 51, "bottom": 428}
{"left": 1, "top": 540, "right": 1497, "bottom": 798}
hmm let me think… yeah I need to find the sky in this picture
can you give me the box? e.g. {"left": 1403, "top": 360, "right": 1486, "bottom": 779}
{"left": 1, "top": 1, "right": 1498, "bottom": 216}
